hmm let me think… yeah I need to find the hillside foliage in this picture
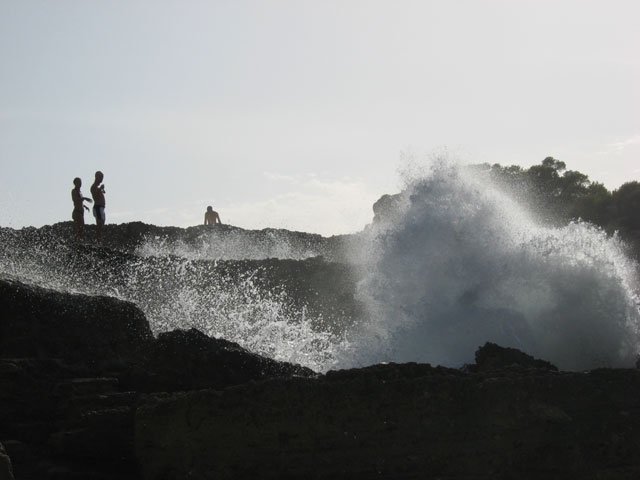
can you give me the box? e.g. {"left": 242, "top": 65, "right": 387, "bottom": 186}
{"left": 474, "top": 157, "right": 640, "bottom": 257}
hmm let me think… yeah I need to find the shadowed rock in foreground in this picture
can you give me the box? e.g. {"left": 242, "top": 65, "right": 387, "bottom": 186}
{"left": 2, "top": 278, "right": 640, "bottom": 479}
{"left": 0, "top": 279, "right": 313, "bottom": 479}
{"left": 136, "top": 359, "right": 640, "bottom": 480}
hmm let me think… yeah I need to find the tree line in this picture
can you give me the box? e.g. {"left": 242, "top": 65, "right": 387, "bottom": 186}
{"left": 475, "top": 157, "right": 640, "bottom": 258}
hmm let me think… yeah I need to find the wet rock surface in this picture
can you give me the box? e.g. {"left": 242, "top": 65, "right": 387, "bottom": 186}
{"left": 0, "top": 221, "right": 355, "bottom": 262}
{"left": 0, "top": 223, "right": 366, "bottom": 334}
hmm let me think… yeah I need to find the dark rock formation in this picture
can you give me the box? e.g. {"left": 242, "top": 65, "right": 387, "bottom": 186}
{"left": 471, "top": 342, "right": 558, "bottom": 372}
{"left": 372, "top": 193, "right": 403, "bottom": 225}
{"left": 0, "top": 278, "right": 154, "bottom": 372}
{"left": 0, "top": 442, "right": 15, "bottom": 480}
{"left": 5, "top": 274, "right": 640, "bottom": 479}
{"left": 137, "top": 362, "right": 640, "bottom": 480}
{"left": 125, "top": 328, "right": 314, "bottom": 393}
{"left": 3, "top": 220, "right": 640, "bottom": 479}
{"left": 0, "top": 278, "right": 313, "bottom": 480}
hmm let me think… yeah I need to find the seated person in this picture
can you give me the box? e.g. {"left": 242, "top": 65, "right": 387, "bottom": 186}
{"left": 204, "top": 206, "right": 222, "bottom": 225}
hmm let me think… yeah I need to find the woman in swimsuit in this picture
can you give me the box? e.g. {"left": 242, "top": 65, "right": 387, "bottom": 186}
{"left": 71, "top": 177, "right": 92, "bottom": 241}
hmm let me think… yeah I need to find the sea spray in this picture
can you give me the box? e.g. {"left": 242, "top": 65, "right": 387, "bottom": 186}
{"left": 0, "top": 228, "right": 347, "bottom": 372}
{"left": 2, "top": 163, "right": 639, "bottom": 373}
{"left": 343, "top": 160, "right": 640, "bottom": 370}
{"left": 136, "top": 227, "right": 327, "bottom": 261}
{"left": 119, "top": 254, "right": 345, "bottom": 370}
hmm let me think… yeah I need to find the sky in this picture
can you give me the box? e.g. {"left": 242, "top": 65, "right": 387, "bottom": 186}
{"left": 1, "top": 0, "right": 638, "bottom": 236}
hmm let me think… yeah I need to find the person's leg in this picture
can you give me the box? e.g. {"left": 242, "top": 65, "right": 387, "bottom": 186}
{"left": 96, "top": 207, "right": 105, "bottom": 242}
{"left": 73, "top": 211, "right": 83, "bottom": 241}
{"left": 96, "top": 219, "right": 103, "bottom": 242}
{"left": 93, "top": 206, "right": 102, "bottom": 242}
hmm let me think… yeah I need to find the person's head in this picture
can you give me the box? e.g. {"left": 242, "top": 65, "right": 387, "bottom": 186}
{"left": 207, "top": 206, "right": 213, "bottom": 212}
{"left": 95, "top": 171, "right": 104, "bottom": 183}
{"left": 73, "top": 177, "right": 81, "bottom": 188}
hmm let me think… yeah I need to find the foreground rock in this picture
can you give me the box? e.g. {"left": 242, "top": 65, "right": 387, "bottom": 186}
{"left": 137, "top": 349, "right": 640, "bottom": 480}
{"left": 125, "top": 328, "right": 313, "bottom": 393}
{"left": 0, "top": 278, "right": 313, "bottom": 480}
{"left": 0, "top": 442, "right": 15, "bottom": 480}
{"left": 4, "top": 277, "right": 640, "bottom": 479}
{"left": 0, "top": 278, "right": 153, "bottom": 372}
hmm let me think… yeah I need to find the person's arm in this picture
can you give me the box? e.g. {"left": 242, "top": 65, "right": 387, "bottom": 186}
{"left": 216, "top": 213, "right": 222, "bottom": 224}
{"left": 204, "top": 214, "right": 208, "bottom": 225}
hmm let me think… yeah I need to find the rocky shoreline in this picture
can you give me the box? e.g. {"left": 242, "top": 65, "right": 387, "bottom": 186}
{"left": 2, "top": 221, "right": 640, "bottom": 479}
{"left": 2, "top": 275, "right": 640, "bottom": 479}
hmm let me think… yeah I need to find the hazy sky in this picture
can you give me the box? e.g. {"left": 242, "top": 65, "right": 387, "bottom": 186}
{"left": 1, "top": 1, "right": 638, "bottom": 235}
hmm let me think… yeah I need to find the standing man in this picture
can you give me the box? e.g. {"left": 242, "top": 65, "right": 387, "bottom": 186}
{"left": 90, "top": 171, "right": 106, "bottom": 242}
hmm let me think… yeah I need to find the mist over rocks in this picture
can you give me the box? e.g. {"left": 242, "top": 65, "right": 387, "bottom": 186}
{"left": 2, "top": 162, "right": 640, "bottom": 373}
{"left": 0, "top": 221, "right": 356, "bottom": 262}
{"left": 0, "top": 222, "right": 366, "bottom": 370}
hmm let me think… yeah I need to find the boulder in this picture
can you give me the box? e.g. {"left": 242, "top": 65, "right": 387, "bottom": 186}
{"left": 372, "top": 193, "right": 403, "bottom": 224}
{"left": 0, "top": 279, "right": 153, "bottom": 372}
{"left": 472, "top": 342, "right": 558, "bottom": 372}
{"left": 125, "top": 328, "right": 314, "bottom": 393}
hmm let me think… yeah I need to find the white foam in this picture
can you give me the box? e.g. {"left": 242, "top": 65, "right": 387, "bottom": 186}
{"left": 340, "top": 160, "right": 640, "bottom": 370}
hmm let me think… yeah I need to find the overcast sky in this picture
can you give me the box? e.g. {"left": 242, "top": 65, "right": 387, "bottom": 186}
{"left": 1, "top": 0, "right": 638, "bottom": 235}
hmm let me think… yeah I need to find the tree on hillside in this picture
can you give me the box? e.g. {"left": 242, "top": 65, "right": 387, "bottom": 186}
{"left": 572, "top": 182, "right": 613, "bottom": 228}
{"left": 611, "top": 181, "right": 640, "bottom": 233}
{"left": 478, "top": 157, "right": 639, "bottom": 257}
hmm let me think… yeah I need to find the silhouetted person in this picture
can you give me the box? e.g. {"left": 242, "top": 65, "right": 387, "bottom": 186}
{"left": 71, "top": 177, "right": 92, "bottom": 241}
{"left": 90, "top": 171, "right": 106, "bottom": 242}
{"left": 204, "top": 206, "right": 222, "bottom": 225}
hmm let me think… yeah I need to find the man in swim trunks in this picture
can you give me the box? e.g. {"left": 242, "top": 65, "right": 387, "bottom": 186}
{"left": 71, "top": 177, "right": 92, "bottom": 241}
{"left": 90, "top": 171, "right": 106, "bottom": 242}
{"left": 204, "top": 206, "right": 222, "bottom": 225}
